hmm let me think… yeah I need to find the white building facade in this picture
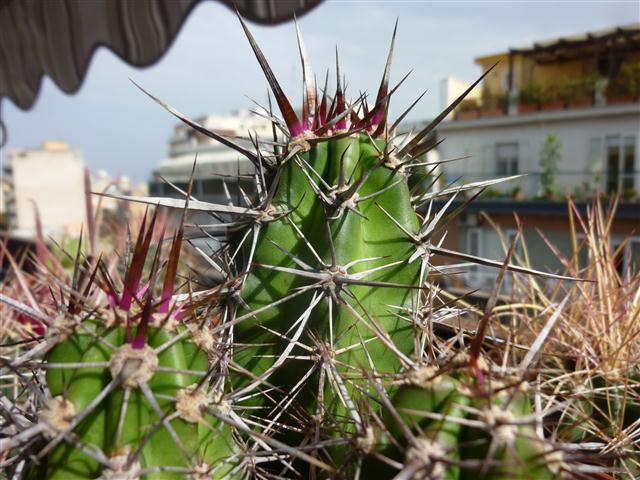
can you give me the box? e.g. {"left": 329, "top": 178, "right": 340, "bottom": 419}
{"left": 3, "top": 141, "right": 87, "bottom": 237}
{"left": 434, "top": 104, "right": 640, "bottom": 293}
{"left": 437, "top": 103, "right": 639, "bottom": 200}
{"left": 431, "top": 23, "right": 640, "bottom": 293}
{"left": 150, "top": 110, "right": 274, "bottom": 204}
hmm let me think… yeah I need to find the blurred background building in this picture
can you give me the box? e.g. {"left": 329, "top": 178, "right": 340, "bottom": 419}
{"left": 149, "top": 109, "right": 272, "bottom": 204}
{"left": 0, "top": 142, "right": 150, "bottom": 237}
{"left": 3, "top": 141, "right": 86, "bottom": 237}
{"left": 435, "top": 23, "right": 640, "bottom": 292}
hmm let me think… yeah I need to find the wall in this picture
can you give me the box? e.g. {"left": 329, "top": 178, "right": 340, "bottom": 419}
{"left": 474, "top": 53, "right": 509, "bottom": 97}
{"left": 475, "top": 50, "right": 640, "bottom": 96}
{"left": 6, "top": 145, "right": 86, "bottom": 236}
{"left": 437, "top": 106, "right": 640, "bottom": 197}
{"left": 440, "top": 76, "right": 481, "bottom": 112}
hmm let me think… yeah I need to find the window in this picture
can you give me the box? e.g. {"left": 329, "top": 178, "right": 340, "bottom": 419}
{"left": 575, "top": 233, "right": 589, "bottom": 271}
{"left": 496, "top": 142, "right": 519, "bottom": 175}
{"left": 612, "top": 240, "right": 626, "bottom": 278}
{"left": 201, "top": 179, "right": 220, "bottom": 196}
{"left": 629, "top": 238, "right": 640, "bottom": 273}
{"left": 502, "top": 230, "right": 524, "bottom": 293}
{"left": 506, "top": 230, "right": 519, "bottom": 254}
{"left": 575, "top": 234, "right": 639, "bottom": 276}
{"left": 465, "top": 228, "right": 482, "bottom": 286}
{"left": 467, "top": 228, "right": 481, "bottom": 257}
{"left": 597, "top": 54, "right": 623, "bottom": 78}
{"left": 148, "top": 181, "right": 162, "bottom": 195}
{"left": 613, "top": 237, "right": 640, "bottom": 276}
{"left": 605, "top": 136, "right": 636, "bottom": 193}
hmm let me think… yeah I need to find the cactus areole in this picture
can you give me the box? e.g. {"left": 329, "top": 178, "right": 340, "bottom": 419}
{"left": 8, "top": 14, "right": 591, "bottom": 480}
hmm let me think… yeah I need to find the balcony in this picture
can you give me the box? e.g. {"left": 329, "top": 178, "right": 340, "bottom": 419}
{"left": 515, "top": 64, "right": 640, "bottom": 115}
{"left": 445, "top": 171, "right": 640, "bottom": 202}
{"left": 455, "top": 61, "right": 640, "bottom": 121}
{"left": 455, "top": 94, "right": 508, "bottom": 121}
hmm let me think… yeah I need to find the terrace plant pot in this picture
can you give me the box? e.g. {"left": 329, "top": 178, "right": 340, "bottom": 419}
{"left": 607, "top": 94, "right": 638, "bottom": 105}
{"left": 541, "top": 100, "right": 565, "bottom": 111}
{"left": 567, "top": 98, "right": 593, "bottom": 109}
{"left": 518, "top": 103, "right": 539, "bottom": 114}
{"left": 479, "top": 108, "right": 504, "bottom": 118}
{"left": 456, "top": 109, "right": 479, "bottom": 120}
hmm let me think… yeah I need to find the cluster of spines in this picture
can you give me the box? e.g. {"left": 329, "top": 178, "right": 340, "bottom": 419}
{"left": 1, "top": 205, "right": 249, "bottom": 479}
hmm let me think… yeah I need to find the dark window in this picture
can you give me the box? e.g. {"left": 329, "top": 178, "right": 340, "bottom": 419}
{"left": 148, "top": 181, "right": 163, "bottom": 195}
{"left": 496, "top": 142, "right": 519, "bottom": 175}
{"left": 605, "top": 136, "right": 635, "bottom": 193}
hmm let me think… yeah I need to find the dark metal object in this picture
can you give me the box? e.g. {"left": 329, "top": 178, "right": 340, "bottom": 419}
{"left": 0, "top": 103, "right": 6, "bottom": 148}
{"left": 434, "top": 199, "right": 640, "bottom": 219}
{"left": 0, "top": 0, "right": 324, "bottom": 110}
{"left": 504, "top": 24, "right": 640, "bottom": 95}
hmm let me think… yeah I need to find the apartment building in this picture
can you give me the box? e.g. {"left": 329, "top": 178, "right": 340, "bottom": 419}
{"left": 150, "top": 109, "right": 273, "bottom": 204}
{"left": 3, "top": 141, "right": 86, "bottom": 237}
{"left": 435, "top": 24, "right": 640, "bottom": 292}
{"left": 148, "top": 110, "right": 275, "bottom": 276}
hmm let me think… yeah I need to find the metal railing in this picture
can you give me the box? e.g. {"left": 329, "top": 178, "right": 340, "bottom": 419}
{"left": 444, "top": 171, "right": 639, "bottom": 201}
{"left": 462, "top": 266, "right": 557, "bottom": 295}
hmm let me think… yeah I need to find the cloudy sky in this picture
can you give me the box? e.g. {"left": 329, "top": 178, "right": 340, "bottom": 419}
{"left": 3, "top": 0, "right": 638, "bottom": 181}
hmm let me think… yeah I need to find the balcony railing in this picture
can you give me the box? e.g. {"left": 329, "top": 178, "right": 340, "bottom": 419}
{"left": 444, "top": 171, "right": 640, "bottom": 201}
{"left": 462, "top": 266, "right": 566, "bottom": 295}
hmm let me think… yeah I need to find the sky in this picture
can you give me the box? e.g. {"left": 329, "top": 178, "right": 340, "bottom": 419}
{"left": 2, "top": 0, "right": 638, "bottom": 182}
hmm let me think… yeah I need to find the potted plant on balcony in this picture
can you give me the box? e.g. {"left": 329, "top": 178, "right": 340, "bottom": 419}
{"left": 517, "top": 83, "right": 542, "bottom": 113}
{"left": 511, "top": 185, "right": 525, "bottom": 200}
{"left": 540, "top": 85, "right": 565, "bottom": 111}
{"left": 621, "top": 187, "right": 638, "bottom": 202}
{"left": 565, "top": 76, "right": 596, "bottom": 109}
{"left": 483, "top": 186, "right": 505, "bottom": 198}
{"left": 607, "top": 61, "right": 640, "bottom": 105}
{"left": 479, "top": 92, "right": 507, "bottom": 118}
{"left": 455, "top": 98, "right": 479, "bottom": 120}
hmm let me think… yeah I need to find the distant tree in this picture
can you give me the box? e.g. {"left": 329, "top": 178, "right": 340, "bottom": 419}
{"left": 539, "top": 134, "right": 561, "bottom": 198}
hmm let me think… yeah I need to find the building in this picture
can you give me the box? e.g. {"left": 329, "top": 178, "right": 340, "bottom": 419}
{"left": 3, "top": 141, "right": 87, "bottom": 237}
{"left": 148, "top": 110, "right": 275, "bottom": 277}
{"left": 91, "top": 169, "right": 149, "bottom": 231}
{"left": 150, "top": 109, "right": 274, "bottom": 204}
{"left": 434, "top": 24, "right": 640, "bottom": 292}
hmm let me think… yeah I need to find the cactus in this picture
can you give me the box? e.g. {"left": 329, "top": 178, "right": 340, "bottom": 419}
{"left": 362, "top": 363, "right": 558, "bottom": 479}
{"left": 1, "top": 17, "right": 634, "bottom": 480}
{"left": 2, "top": 212, "right": 240, "bottom": 479}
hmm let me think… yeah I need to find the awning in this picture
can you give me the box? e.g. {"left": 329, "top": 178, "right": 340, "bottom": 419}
{"left": 511, "top": 23, "right": 640, "bottom": 64}
{"left": 0, "top": 0, "right": 324, "bottom": 111}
